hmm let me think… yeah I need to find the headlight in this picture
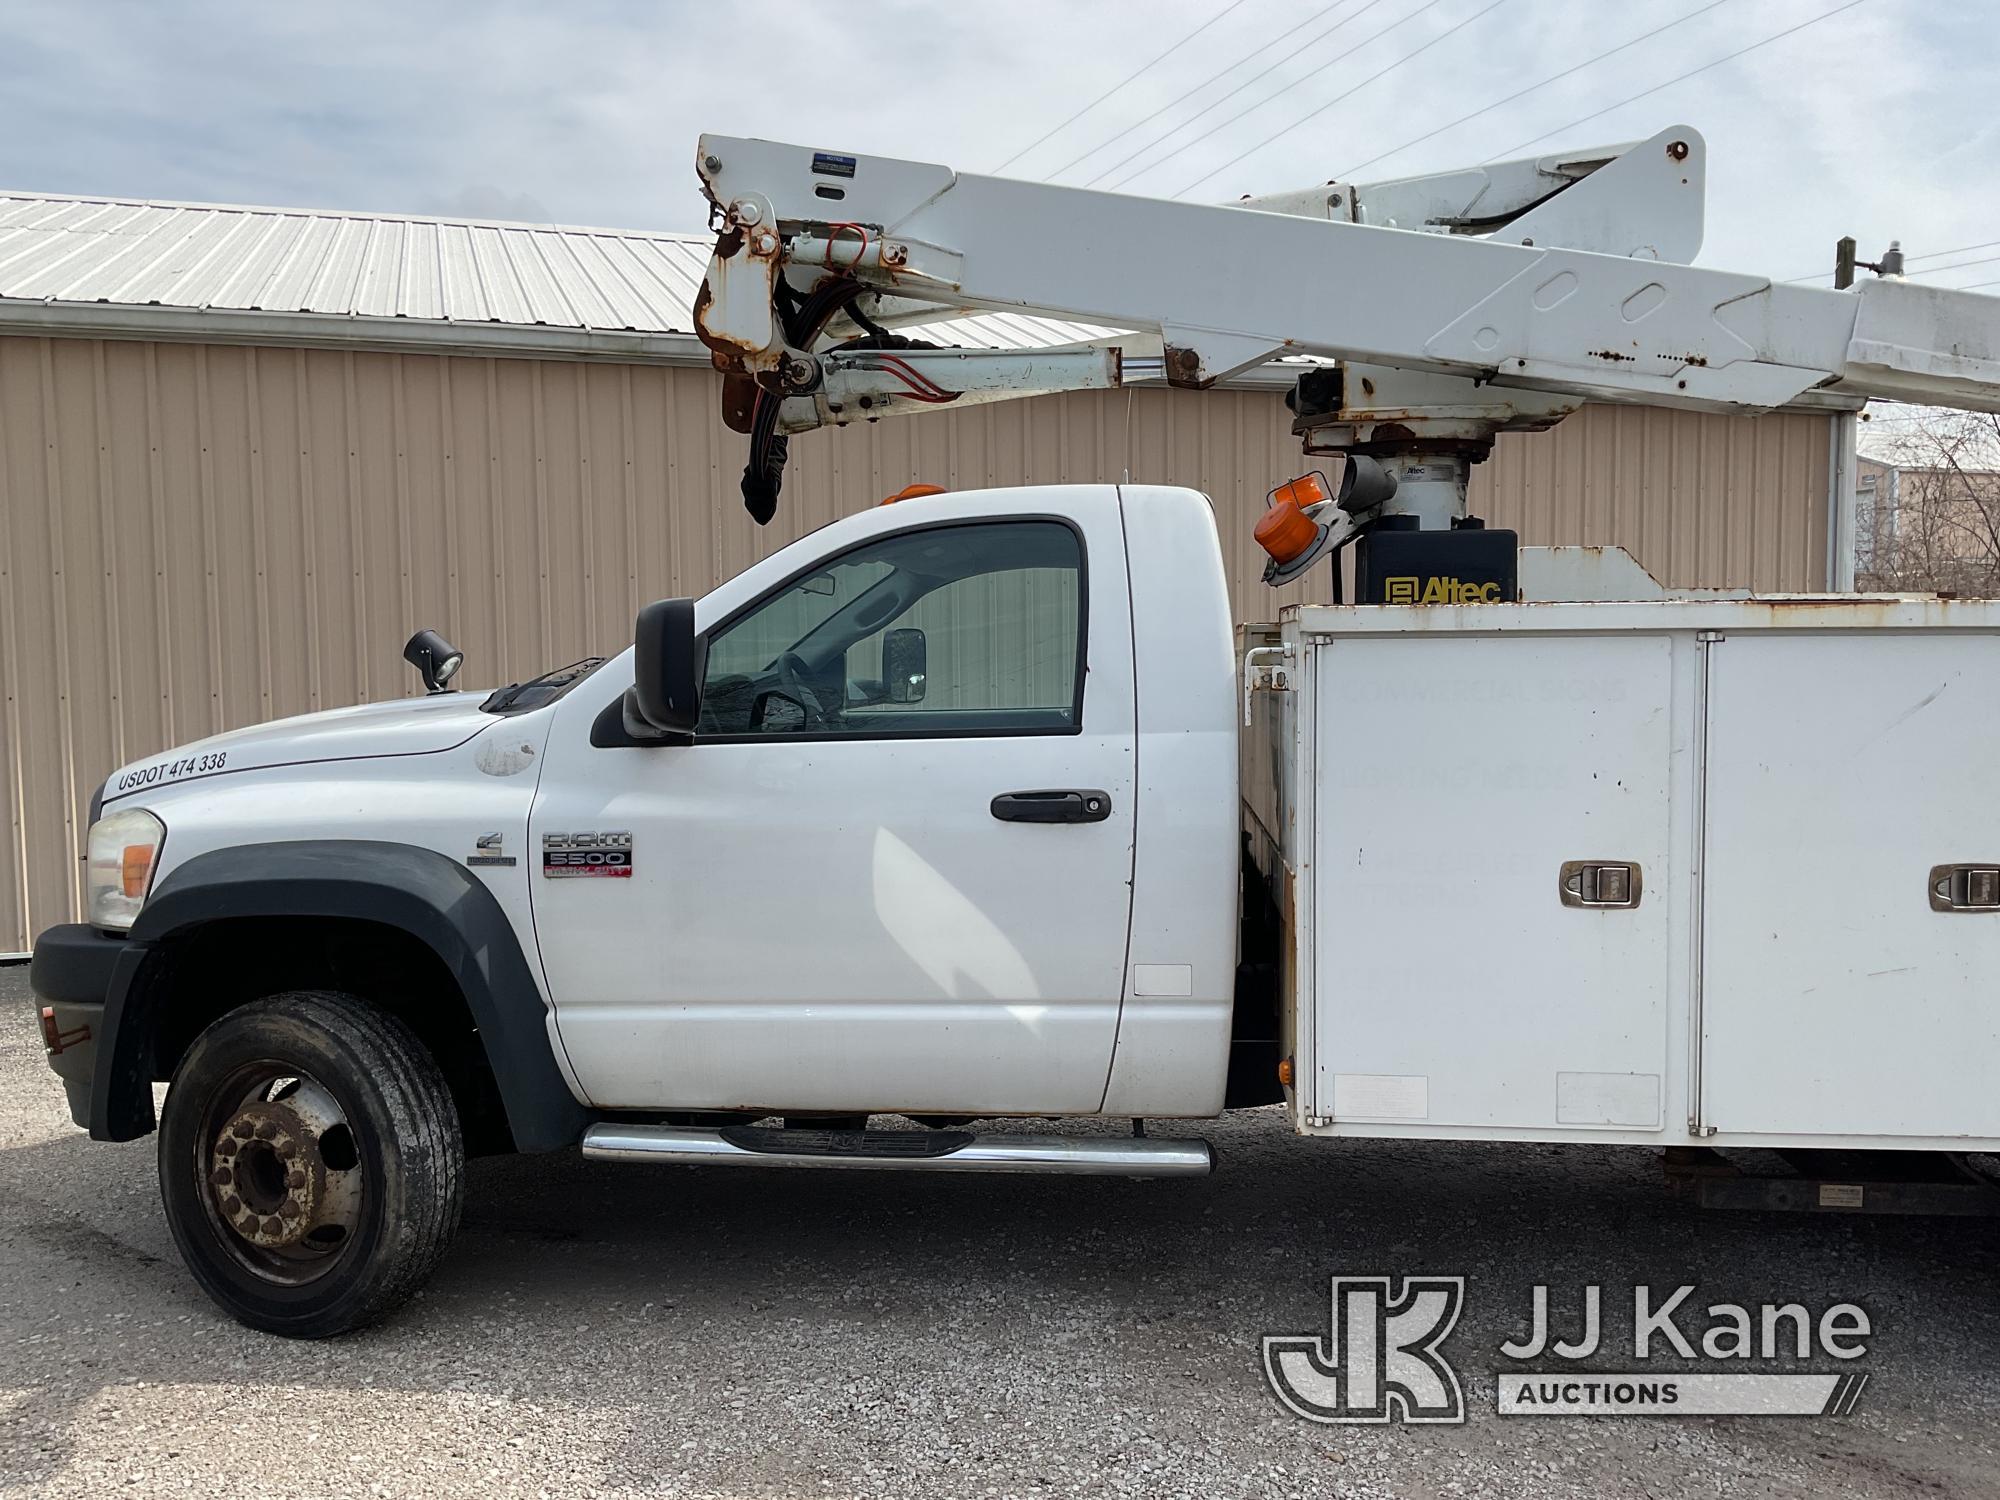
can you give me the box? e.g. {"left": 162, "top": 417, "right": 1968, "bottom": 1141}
{"left": 86, "top": 808, "right": 166, "bottom": 931}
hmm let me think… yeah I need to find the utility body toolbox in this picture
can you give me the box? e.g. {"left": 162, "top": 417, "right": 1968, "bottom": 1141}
{"left": 1246, "top": 596, "right": 2000, "bottom": 1153}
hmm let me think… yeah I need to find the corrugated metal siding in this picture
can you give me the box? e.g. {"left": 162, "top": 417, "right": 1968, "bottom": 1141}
{"left": 1474, "top": 403, "right": 1831, "bottom": 593}
{"left": 0, "top": 335, "right": 1829, "bottom": 950}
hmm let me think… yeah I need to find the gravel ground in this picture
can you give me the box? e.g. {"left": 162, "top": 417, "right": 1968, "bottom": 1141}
{"left": 4, "top": 966, "right": 2000, "bottom": 1499}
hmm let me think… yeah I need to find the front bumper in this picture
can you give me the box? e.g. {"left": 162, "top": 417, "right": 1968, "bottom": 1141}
{"left": 28, "top": 924, "right": 127, "bottom": 1129}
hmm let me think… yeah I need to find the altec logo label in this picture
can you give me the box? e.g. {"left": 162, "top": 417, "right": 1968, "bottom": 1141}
{"left": 1383, "top": 576, "right": 1504, "bottom": 604}
{"left": 1263, "top": 1279, "right": 1872, "bottom": 1424}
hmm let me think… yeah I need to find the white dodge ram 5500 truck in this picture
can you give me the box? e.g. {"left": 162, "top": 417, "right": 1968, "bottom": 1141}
{"left": 33, "top": 481, "right": 2000, "bottom": 1336}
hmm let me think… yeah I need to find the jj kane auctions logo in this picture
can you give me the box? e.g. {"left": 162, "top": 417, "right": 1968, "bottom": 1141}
{"left": 1263, "top": 1278, "right": 1872, "bottom": 1423}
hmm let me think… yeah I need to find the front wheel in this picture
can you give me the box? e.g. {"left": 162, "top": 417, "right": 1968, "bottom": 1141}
{"left": 157, "top": 990, "right": 465, "bottom": 1338}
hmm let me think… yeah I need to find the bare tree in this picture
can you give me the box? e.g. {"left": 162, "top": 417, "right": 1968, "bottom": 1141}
{"left": 1857, "top": 407, "right": 2000, "bottom": 595}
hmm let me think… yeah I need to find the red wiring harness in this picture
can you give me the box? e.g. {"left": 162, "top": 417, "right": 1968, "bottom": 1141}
{"left": 822, "top": 222, "right": 870, "bottom": 269}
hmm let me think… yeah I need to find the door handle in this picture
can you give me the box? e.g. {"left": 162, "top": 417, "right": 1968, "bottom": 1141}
{"left": 1559, "top": 860, "right": 1642, "bottom": 908}
{"left": 990, "top": 789, "right": 1112, "bottom": 825}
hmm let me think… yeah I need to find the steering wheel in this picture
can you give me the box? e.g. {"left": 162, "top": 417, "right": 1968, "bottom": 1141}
{"left": 770, "top": 651, "right": 830, "bottom": 728}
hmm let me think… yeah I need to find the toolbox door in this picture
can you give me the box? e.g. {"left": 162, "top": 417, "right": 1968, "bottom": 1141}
{"left": 1312, "top": 631, "right": 1678, "bottom": 1134}
{"left": 1699, "top": 632, "right": 2000, "bottom": 1138}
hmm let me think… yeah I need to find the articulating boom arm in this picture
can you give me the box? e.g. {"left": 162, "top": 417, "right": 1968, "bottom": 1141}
{"left": 692, "top": 129, "right": 2000, "bottom": 526}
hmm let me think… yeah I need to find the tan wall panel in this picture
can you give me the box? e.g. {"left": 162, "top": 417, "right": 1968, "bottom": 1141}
{"left": 0, "top": 336, "right": 1831, "bottom": 949}
{"left": 1475, "top": 402, "right": 1831, "bottom": 593}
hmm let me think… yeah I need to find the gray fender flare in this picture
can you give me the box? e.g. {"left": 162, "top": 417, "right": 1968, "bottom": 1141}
{"left": 92, "top": 839, "right": 589, "bottom": 1152}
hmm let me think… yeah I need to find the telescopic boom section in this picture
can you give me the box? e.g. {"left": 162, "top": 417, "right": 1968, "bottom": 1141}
{"left": 691, "top": 130, "right": 2000, "bottom": 525}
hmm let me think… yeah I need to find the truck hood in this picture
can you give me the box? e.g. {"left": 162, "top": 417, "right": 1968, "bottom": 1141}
{"left": 101, "top": 692, "right": 498, "bottom": 806}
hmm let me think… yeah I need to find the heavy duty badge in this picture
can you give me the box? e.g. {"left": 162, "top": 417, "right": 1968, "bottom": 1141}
{"left": 542, "top": 831, "right": 634, "bottom": 878}
{"left": 465, "top": 832, "right": 515, "bottom": 868}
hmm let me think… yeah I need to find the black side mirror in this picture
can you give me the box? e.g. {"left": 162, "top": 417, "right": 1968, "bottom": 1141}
{"left": 404, "top": 629, "right": 464, "bottom": 694}
{"left": 630, "top": 598, "right": 705, "bottom": 734}
{"left": 883, "top": 627, "right": 927, "bottom": 704}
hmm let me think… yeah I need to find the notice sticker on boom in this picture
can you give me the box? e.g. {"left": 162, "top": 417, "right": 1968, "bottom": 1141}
{"left": 542, "top": 831, "right": 634, "bottom": 878}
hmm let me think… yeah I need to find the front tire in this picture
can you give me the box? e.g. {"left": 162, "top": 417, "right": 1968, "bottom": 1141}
{"left": 157, "top": 990, "right": 464, "bottom": 1337}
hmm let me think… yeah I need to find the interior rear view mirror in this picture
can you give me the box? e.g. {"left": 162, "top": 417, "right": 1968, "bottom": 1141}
{"left": 883, "top": 627, "right": 927, "bottom": 704}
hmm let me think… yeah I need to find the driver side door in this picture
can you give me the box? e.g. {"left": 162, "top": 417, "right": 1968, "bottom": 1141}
{"left": 533, "top": 505, "right": 1139, "bottom": 1116}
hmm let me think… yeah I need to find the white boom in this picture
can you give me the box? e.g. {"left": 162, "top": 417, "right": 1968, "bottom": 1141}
{"left": 690, "top": 128, "right": 2000, "bottom": 527}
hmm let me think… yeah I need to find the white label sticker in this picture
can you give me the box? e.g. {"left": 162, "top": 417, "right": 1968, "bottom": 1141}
{"left": 1131, "top": 964, "right": 1193, "bottom": 998}
{"left": 1333, "top": 1073, "right": 1428, "bottom": 1120}
{"left": 1556, "top": 1071, "right": 1662, "bottom": 1128}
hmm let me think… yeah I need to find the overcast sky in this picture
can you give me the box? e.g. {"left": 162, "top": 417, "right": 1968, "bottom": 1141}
{"left": 2, "top": 0, "right": 1995, "bottom": 293}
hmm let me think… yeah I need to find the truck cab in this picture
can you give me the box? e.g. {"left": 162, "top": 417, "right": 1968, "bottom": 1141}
{"left": 532, "top": 484, "right": 1238, "bottom": 1119}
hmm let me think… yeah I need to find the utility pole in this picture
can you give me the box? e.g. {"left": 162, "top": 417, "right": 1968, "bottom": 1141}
{"left": 1834, "top": 236, "right": 1905, "bottom": 289}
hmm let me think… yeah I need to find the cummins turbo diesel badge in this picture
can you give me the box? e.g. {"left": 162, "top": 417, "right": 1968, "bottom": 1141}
{"left": 542, "top": 831, "right": 633, "bottom": 878}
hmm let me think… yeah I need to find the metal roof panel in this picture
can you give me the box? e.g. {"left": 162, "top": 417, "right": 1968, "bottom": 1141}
{"left": 0, "top": 189, "right": 1120, "bottom": 352}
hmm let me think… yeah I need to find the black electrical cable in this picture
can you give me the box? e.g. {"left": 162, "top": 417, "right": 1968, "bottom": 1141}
{"left": 740, "top": 274, "right": 867, "bottom": 524}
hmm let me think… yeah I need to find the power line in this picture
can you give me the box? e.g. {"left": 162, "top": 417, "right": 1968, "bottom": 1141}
{"left": 1174, "top": 0, "right": 1514, "bottom": 198}
{"left": 1100, "top": 0, "right": 1416, "bottom": 194}
{"left": 1486, "top": 0, "right": 1869, "bottom": 162}
{"left": 1958, "top": 277, "right": 2000, "bottom": 292}
{"left": 1335, "top": 0, "right": 1733, "bottom": 181}
{"left": 1907, "top": 252, "right": 2000, "bottom": 278}
{"left": 989, "top": 0, "right": 1256, "bottom": 175}
{"left": 1067, "top": 0, "right": 1387, "bottom": 188}
{"left": 1074, "top": 0, "right": 1390, "bottom": 188}
{"left": 1043, "top": 0, "right": 1364, "bottom": 183}
{"left": 1906, "top": 237, "right": 2000, "bottom": 266}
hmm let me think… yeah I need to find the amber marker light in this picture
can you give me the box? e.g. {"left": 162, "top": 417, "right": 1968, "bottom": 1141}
{"left": 881, "top": 482, "right": 948, "bottom": 505}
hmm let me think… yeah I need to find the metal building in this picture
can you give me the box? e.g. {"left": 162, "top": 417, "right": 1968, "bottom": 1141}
{"left": 0, "top": 191, "right": 1849, "bottom": 950}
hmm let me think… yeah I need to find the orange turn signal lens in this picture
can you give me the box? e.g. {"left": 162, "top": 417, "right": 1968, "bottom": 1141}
{"left": 120, "top": 844, "right": 154, "bottom": 899}
{"left": 1255, "top": 498, "right": 1319, "bottom": 565}
{"left": 1277, "top": 1056, "right": 1295, "bottom": 1088}
{"left": 1255, "top": 472, "right": 1335, "bottom": 566}
{"left": 1270, "top": 472, "right": 1332, "bottom": 510}
{"left": 881, "top": 482, "right": 947, "bottom": 505}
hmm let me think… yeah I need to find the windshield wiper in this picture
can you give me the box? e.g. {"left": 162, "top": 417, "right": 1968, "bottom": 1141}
{"left": 481, "top": 657, "right": 607, "bottom": 714}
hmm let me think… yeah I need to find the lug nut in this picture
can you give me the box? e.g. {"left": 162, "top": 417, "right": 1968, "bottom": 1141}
{"left": 287, "top": 1169, "right": 307, "bottom": 1190}
{"left": 255, "top": 1120, "right": 278, "bottom": 1141}
{"left": 221, "top": 1195, "right": 243, "bottom": 1216}
{"left": 210, "top": 1167, "right": 233, "bottom": 1187}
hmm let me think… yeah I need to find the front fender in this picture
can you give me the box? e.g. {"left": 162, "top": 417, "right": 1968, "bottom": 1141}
{"left": 93, "top": 840, "right": 588, "bottom": 1151}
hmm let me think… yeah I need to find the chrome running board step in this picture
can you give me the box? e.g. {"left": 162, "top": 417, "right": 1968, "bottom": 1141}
{"left": 581, "top": 1123, "right": 1212, "bottom": 1177}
